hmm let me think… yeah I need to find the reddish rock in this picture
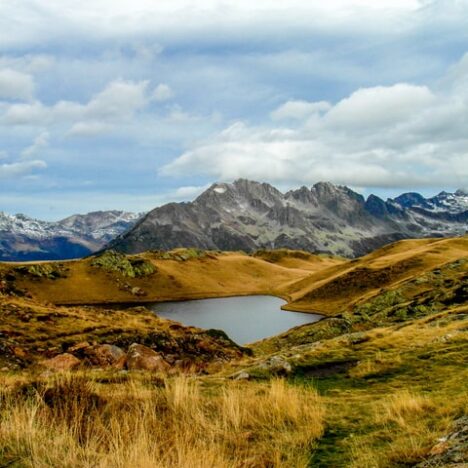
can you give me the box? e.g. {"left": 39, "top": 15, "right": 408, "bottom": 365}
{"left": 84, "top": 344, "right": 126, "bottom": 368}
{"left": 12, "top": 347, "right": 27, "bottom": 358}
{"left": 39, "top": 353, "right": 81, "bottom": 372}
{"left": 126, "top": 343, "right": 170, "bottom": 372}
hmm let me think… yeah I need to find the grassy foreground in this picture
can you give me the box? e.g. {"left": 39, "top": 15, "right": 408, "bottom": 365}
{"left": 1, "top": 375, "right": 323, "bottom": 467}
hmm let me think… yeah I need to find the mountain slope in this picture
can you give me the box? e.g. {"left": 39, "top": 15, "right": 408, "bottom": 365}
{"left": 282, "top": 236, "right": 468, "bottom": 313}
{"left": 109, "top": 179, "right": 467, "bottom": 257}
{"left": 0, "top": 210, "right": 141, "bottom": 261}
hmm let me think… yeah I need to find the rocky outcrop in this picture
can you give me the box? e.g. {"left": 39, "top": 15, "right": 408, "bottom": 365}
{"left": 39, "top": 353, "right": 81, "bottom": 372}
{"left": 126, "top": 343, "right": 171, "bottom": 372}
{"left": 82, "top": 344, "right": 126, "bottom": 368}
{"left": 91, "top": 250, "right": 156, "bottom": 278}
{"left": 231, "top": 355, "right": 293, "bottom": 380}
{"left": 416, "top": 416, "right": 468, "bottom": 467}
{"left": 108, "top": 179, "right": 468, "bottom": 258}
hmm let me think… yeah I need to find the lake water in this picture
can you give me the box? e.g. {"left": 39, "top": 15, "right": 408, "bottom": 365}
{"left": 150, "top": 295, "right": 322, "bottom": 344}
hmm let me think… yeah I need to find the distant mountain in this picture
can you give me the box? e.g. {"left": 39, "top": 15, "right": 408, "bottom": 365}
{"left": 0, "top": 210, "right": 141, "bottom": 261}
{"left": 108, "top": 180, "right": 467, "bottom": 257}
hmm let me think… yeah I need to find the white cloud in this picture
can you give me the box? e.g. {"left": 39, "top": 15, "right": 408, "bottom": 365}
{"left": 325, "top": 84, "right": 435, "bottom": 131}
{"left": 161, "top": 54, "right": 468, "bottom": 189}
{"left": 0, "top": 54, "right": 55, "bottom": 74}
{"left": 173, "top": 184, "right": 210, "bottom": 199}
{"left": 85, "top": 79, "right": 149, "bottom": 119}
{"left": 1, "top": 79, "right": 151, "bottom": 139}
{"left": 152, "top": 83, "right": 174, "bottom": 102}
{"left": 21, "top": 131, "right": 49, "bottom": 158}
{"left": 271, "top": 100, "right": 331, "bottom": 121}
{"left": 0, "top": 0, "right": 422, "bottom": 51}
{"left": 67, "top": 121, "right": 114, "bottom": 137}
{"left": 2, "top": 101, "right": 46, "bottom": 125}
{"left": 0, "top": 68, "right": 35, "bottom": 100}
{"left": 0, "top": 160, "right": 46, "bottom": 180}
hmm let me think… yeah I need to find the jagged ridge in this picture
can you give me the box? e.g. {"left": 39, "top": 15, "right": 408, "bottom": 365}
{"left": 109, "top": 179, "right": 467, "bottom": 257}
{"left": 0, "top": 210, "right": 141, "bottom": 261}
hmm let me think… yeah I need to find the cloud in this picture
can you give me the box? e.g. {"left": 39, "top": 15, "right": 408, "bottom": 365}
{"left": 2, "top": 101, "right": 46, "bottom": 125}
{"left": 0, "top": 54, "right": 55, "bottom": 74}
{"left": 85, "top": 79, "right": 149, "bottom": 119}
{"left": 172, "top": 184, "right": 210, "bottom": 199}
{"left": 21, "top": 131, "right": 49, "bottom": 158}
{"left": 0, "top": 68, "right": 35, "bottom": 100}
{"left": 0, "top": 0, "right": 422, "bottom": 51}
{"left": 161, "top": 53, "right": 468, "bottom": 189}
{"left": 1, "top": 0, "right": 468, "bottom": 219}
{"left": 271, "top": 100, "right": 331, "bottom": 121}
{"left": 324, "top": 84, "right": 435, "bottom": 131}
{"left": 0, "top": 160, "right": 47, "bottom": 180}
{"left": 67, "top": 121, "right": 114, "bottom": 137}
{"left": 1, "top": 79, "right": 151, "bottom": 139}
{"left": 152, "top": 83, "right": 174, "bottom": 102}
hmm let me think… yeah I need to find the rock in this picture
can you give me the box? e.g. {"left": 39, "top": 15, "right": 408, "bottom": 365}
{"left": 259, "top": 355, "right": 293, "bottom": 376}
{"left": 12, "top": 347, "right": 27, "bottom": 358}
{"left": 126, "top": 343, "right": 170, "bottom": 372}
{"left": 131, "top": 286, "right": 147, "bottom": 296}
{"left": 415, "top": 416, "right": 468, "bottom": 467}
{"left": 234, "top": 371, "right": 250, "bottom": 381}
{"left": 68, "top": 341, "right": 91, "bottom": 354}
{"left": 39, "top": 353, "right": 81, "bottom": 372}
{"left": 84, "top": 344, "right": 126, "bottom": 368}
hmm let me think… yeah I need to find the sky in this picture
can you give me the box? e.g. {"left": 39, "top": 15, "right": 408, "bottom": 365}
{"left": 0, "top": 0, "right": 468, "bottom": 219}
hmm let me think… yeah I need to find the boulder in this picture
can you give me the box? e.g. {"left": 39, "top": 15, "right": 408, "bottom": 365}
{"left": 126, "top": 343, "right": 170, "bottom": 372}
{"left": 39, "top": 353, "right": 81, "bottom": 372}
{"left": 84, "top": 344, "right": 126, "bottom": 368}
{"left": 233, "top": 371, "right": 250, "bottom": 381}
{"left": 258, "top": 355, "right": 293, "bottom": 376}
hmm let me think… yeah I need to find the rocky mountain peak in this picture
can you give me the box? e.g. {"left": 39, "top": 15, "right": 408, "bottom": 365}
{"left": 365, "top": 194, "right": 388, "bottom": 218}
{"left": 393, "top": 192, "right": 430, "bottom": 209}
{"left": 0, "top": 210, "right": 141, "bottom": 261}
{"left": 3, "top": 180, "right": 467, "bottom": 261}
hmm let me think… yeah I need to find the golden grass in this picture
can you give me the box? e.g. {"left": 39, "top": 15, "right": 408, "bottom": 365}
{"left": 347, "top": 389, "right": 465, "bottom": 468}
{"left": 375, "top": 390, "right": 435, "bottom": 427}
{"left": 285, "top": 236, "right": 468, "bottom": 314}
{"left": 348, "top": 352, "right": 403, "bottom": 379}
{"left": 5, "top": 251, "right": 320, "bottom": 306}
{"left": 0, "top": 374, "right": 324, "bottom": 467}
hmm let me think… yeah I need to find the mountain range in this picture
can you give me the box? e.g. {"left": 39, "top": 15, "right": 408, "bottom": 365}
{"left": 1, "top": 180, "right": 467, "bottom": 261}
{"left": 109, "top": 180, "right": 468, "bottom": 257}
{"left": 0, "top": 210, "right": 141, "bottom": 261}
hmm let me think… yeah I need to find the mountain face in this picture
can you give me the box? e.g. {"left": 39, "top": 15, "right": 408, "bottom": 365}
{"left": 0, "top": 211, "right": 141, "bottom": 261}
{"left": 109, "top": 180, "right": 468, "bottom": 258}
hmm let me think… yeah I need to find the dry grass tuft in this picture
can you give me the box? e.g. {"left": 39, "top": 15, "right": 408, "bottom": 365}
{"left": 376, "top": 390, "right": 435, "bottom": 427}
{"left": 0, "top": 375, "right": 324, "bottom": 467}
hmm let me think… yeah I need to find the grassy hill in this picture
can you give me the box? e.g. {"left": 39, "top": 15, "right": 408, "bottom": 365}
{"left": 1, "top": 248, "right": 344, "bottom": 305}
{"left": 282, "top": 237, "right": 468, "bottom": 313}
